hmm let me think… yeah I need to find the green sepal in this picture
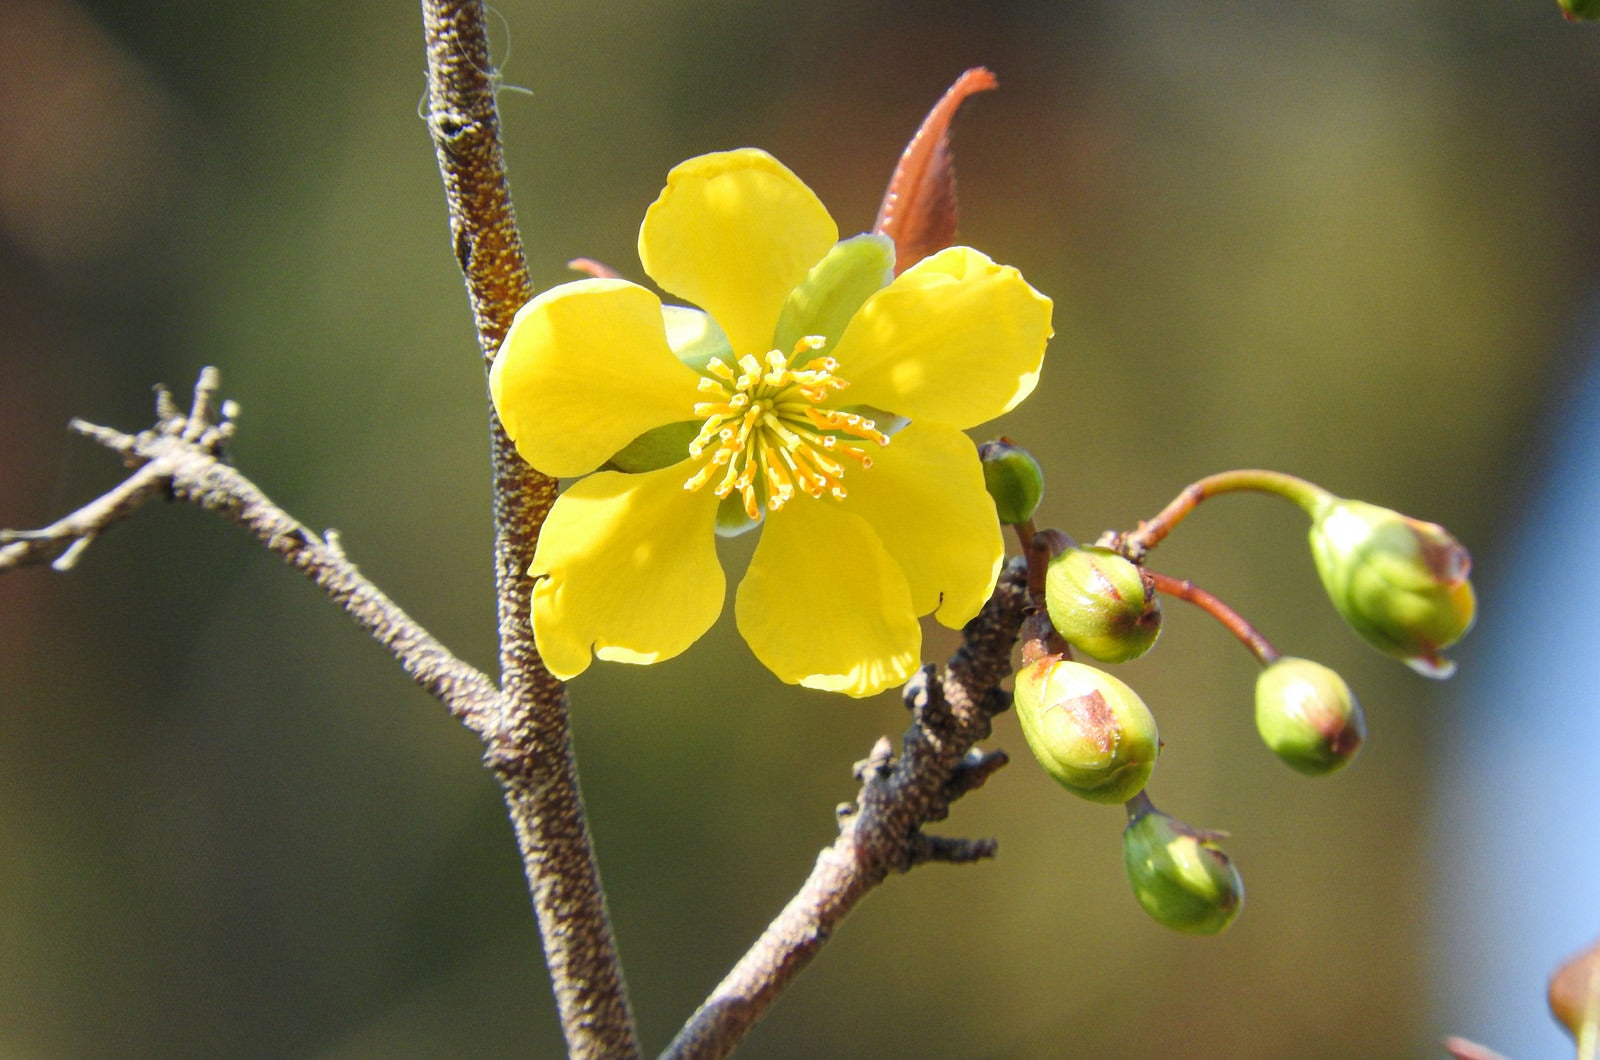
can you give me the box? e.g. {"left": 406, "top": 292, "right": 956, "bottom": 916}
{"left": 772, "top": 233, "right": 895, "bottom": 356}
{"left": 602, "top": 306, "right": 728, "bottom": 473}
{"left": 715, "top": 494, "right": 762, "bottom": 538}
{"left": 664, "top": 304, "right": 731, "bottom": 374}
{"left": 605, "top": 421, "right": 700, "bottom": 474}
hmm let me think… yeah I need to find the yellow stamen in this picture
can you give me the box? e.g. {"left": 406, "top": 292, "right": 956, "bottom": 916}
{"left": 680, "top": 337, "right": 889, "bottom": 513}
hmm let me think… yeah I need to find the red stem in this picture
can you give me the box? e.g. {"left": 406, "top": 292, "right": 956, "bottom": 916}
{"left": 1147, "top": 570, "right": 1280, "bottom": 666}
{"left": 1122, "top": 469, "right": 1327, "bottom": 556}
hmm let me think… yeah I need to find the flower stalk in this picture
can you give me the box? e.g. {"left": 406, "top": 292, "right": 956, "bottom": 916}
{"left": 1122, "top": 468, "right": 1330, "bottom": 555}
{"left": 1146, "top": 570, "right": 1280, "bottom": 665}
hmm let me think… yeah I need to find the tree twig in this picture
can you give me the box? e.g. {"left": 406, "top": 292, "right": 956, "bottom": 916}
{"left": 419, "top": 2, "right": 641, "bottom": 1056}
{"left": 661, "top": 559, "right": 1030, "bottom": 1060}
{"left": 1, "top": 369, "right": 506, "bottom": 734}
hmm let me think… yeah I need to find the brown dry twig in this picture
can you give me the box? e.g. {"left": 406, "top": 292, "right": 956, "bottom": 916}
{"left": 1, "top": 367, "right": 506, "bottom": 735}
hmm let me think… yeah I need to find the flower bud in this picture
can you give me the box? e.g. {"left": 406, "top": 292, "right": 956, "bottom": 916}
{"left": 978, "top": 438, "right": 1044, "bottom": 525}
{"left": 1308, "top": 498, "right": 1476, "bottom": 677}
{"left": 1043, "top": 547, "right": 1162, "bottom": 663}
{"left": 1548, "top": 937, "right": 1600, "bottom": 1043}
{"left": 1014, "top": 657, "right": 1159, "bottom": 803}
{"left": 1123, "top": 803, "right": 1244, "bottom": 935}
{"left": 1254, "top": 657, "right": 1365, "bottom": 776}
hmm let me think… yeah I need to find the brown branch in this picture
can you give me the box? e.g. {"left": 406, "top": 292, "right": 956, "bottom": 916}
{"left": 1, "top": 369, "right": 505, "bottom": 734}
{"left": 661, "top": 558, "right": 1030, "bottom": 1060}
{"left": 419, "top": 2, "right": 640, "bottom": 1057}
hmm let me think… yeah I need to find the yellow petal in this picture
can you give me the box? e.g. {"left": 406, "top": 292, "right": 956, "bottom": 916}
{"left": 530, "top": 463, "right": 725, "bottom": 679}
{"left": 735, "top": 499, "right": 920, "bottom": 698}
{"left": 639, "top": 149, "right": 838, "bottom": 358}
{"left": 832, "top": 246, "right": 1053, "bottom": 429}
{"left": 845, "top": 422, "right": 1004, "bottom": 628}
{"left": 490, "top": 279, "right": 705, "bottom": 478}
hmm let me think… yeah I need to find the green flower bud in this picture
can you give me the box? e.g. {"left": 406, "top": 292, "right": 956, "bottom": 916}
{"left": 1014, "top": 657, "right": 1159, "bottom": 803}
{"left": 978, "top": 438, "right": 1044, "bottom": 525}
{"left": 1561, "top": 0, "right": 1600, "bottom": 21}
{"left": 1123, "top": 803, "right": 1244, "bottom": 935}
{"left": 1308, "top": 498, "right": 1476, "bottom": 677}
{"left": 1043, "top": 547, "right": 1162, "bottom": 663}
{"left": 1254, "top": 657, "right": 1365, "bottom": 776}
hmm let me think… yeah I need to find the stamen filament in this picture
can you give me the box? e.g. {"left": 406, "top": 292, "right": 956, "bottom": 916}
{"left": 680, "top": 339, "right": 891, "bottom": 513}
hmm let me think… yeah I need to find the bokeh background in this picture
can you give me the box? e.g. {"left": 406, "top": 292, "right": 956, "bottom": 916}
{"left": 3, "top": 2, "right": 1598, "bottom": 1056}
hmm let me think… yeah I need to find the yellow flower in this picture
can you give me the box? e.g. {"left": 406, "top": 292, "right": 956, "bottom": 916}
{"left": 491, "top": 149, "right": 1052, "bottom": 697}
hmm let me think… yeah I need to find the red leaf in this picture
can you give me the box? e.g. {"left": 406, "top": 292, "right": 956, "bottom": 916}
{"left": 873, "top": 67, "right": 999, "bottom": 275}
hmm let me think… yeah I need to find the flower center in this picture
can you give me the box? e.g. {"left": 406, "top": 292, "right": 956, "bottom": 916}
{"left": 683, "top": 337, "right": 890, "bottom": 520}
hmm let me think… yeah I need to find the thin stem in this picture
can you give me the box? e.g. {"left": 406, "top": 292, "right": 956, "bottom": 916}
{"left": 1024, "top": 526, "right": 1074, "bottom": 600}
{"left": 1122, "top": 469, "right": 1330, "bottom": 556}
{"left": 1010, "top": 517, "right": 1036, "bottom": 553}
{"left": 420, "top": 2, "right": 639, "bottom": 1057}
{"left": 1147, "top": 569, "right": 1280, "bottom": 666}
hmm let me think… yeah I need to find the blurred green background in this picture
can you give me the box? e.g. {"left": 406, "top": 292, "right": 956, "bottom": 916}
{"left": 3, "top": 1, "right": 1597, "bottom": 1056}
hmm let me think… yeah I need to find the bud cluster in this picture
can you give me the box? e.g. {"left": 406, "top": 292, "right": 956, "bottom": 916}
{"left": 979, "top": 450, "right": 1477, "bottom": 935}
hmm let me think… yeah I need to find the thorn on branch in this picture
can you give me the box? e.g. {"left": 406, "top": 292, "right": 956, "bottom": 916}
{"left": 185, "top": 365, "right": 223, "bottom": 439}
{"left": 903, "top": 663, "right": 957, "bottom": 745}
{"left": 68, "top": 418, "right": 136, "bottom": 456}
{"left": 908, "top": 833, "right": 999, "bottom": 867}
{"left": 154, "top": 382, "right": 181, "bottom": 423}
{"left": 851, "top": 736, "right": 895, "bottom": 783}
{"left": 51, "top": 534, "right": 97, "bottom": 572}
{"left": 901, "top": 664, "right": 932, "bottom": 711}
{"left": 947, "top": 748, "right": 1009, "bottom": 800}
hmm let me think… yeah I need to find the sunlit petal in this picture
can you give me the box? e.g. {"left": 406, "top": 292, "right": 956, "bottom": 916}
{"left": 530, "top": 463, "right": 725, "bottom": 679}
{"left": 490, "top": 279, "right": 705, "bottom": 478}
{"left": 639, "top": 149, "right": 838, "bottom": 358}
{"left": 832, "top": 246, "right": 1053, "bottom": 428}
{"left": 735, "top": 500, "right": 920, "bottom": 697}
{"left": 846, "top": 422, "right": 1003, "bottom": 628}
